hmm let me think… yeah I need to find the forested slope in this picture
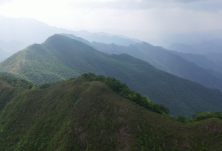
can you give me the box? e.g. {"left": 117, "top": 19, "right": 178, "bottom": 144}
{"left": 0, "top": 75, "right": 222, "bottom": 150}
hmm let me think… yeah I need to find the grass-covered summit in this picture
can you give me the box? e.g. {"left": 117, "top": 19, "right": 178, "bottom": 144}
{"left": 0, "top": 74, "right": 222, "bottom": 150}
{"left": 1, "top": 34, "right": 222, "bottom": 116}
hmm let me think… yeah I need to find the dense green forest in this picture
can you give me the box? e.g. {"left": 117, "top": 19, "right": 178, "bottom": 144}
{"left": 1, "top": 74, "right": 222, "bottom": 150}
{"left": 1, "top": 34, "right": 222, "bottom": 116}
{"left": 82, "top": 73, "right": 170, "bottom": 115}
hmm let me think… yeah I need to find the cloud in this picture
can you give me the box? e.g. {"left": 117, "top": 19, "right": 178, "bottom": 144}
{"left": 168, "top": 0, "right": 205, "bottom": 3}
{"left": 0, "top": 0, "right": 13, "bottom": 4}
{"left": 70, "top": 0, "right": 222, "bottom": 12}
{"left": 0, "top": 0, "right": 222, "bottom": 46}
{"left": 2, "top": 0, "right": 221, "bottom": 12}
{"left": 186, "top": 0, "right": 222, "bottom": 12}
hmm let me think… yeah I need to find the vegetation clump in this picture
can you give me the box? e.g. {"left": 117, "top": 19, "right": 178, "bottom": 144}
{"left": 193, "top": 111, "right": 222, "bottom": 121}
{"left": 175, "top": 111, "right": 222, "bottom": 123}
{"left": 0, "top": 76, "right": 33, "bottom": 89}
{"left": 82, "top": 73, "right": 169, "bottom": 115}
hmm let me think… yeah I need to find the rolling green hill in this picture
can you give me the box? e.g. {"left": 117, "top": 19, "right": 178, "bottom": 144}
{"left": 1, "top": 34, "right": 222, "bottom": 116}
{"left": 1, "top": 75, "right": 222, "bottom": 150}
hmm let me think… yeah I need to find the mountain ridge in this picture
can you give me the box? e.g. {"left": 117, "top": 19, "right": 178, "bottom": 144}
{"left": 87, "top": 38, "right": 222, "bottom": 90}
{"left": 1, "top": 74, "right": 222, "bottom": 150}
{"left": 1, "top": 34, "right": 222, "bottom": 116}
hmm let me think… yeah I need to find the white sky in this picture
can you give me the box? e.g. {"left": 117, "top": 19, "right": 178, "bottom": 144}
{"left": 0, "top": 0, "right": 222, "bottom": 43}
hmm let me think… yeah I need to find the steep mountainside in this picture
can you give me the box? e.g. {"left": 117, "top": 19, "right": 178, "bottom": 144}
{"left": 90, "top": 40, "right": 222, "bottom": 90}
{"left": 0, "top": 71, "right": 26, "bottom": 80}
{"left": 1, "top": 34, "right": 222, "bottom": 116}
{"left": 1, "top": 75, "right": 222, "bottom": 150}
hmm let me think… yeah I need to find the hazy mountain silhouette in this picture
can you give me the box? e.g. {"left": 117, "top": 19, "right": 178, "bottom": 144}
{"left": 168, "top": 39, "right": 222, "bottom": 55}
{"left": 0, "top": 16, "right": 140, "bottom": 48}
{"left": 0, "top": 40, "right": 26, "bottom": 62}
{"left": 61, "top": 34, "right": 222, "bottom": 91}
{"left": 171, "top": 51, "right": 222, "bottom": 74}
{"left": 72, "top": 31, "right": 142, "bottom": 46}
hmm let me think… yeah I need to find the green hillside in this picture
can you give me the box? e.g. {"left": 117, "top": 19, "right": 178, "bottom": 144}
{"left": 0, "top": 71, "right": 27, "bottom": 80}
{"left": 1, "top": 34, "right": 222, "bottom": 116}
{"left": 0, "top": 75, "right": 222, "bottom": 150}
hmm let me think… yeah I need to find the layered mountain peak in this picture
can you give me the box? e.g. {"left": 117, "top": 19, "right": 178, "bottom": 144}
{"left": 1, "top": 35, "right": 222, "bottom": 116}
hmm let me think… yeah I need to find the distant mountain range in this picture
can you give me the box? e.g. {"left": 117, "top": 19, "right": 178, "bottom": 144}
{"left": 72, "top": 31, "right": 142, "bottom": 46}
{"left": 0, "top": 16, "right": 141, "bottom": 62}
{"left": 63, "top": 34, "right": 222, "bottom": 91}
{"left": 0, "top": 48, "right": 7, "bottom": 62}
{"left": 158, "top": 30, "right": 222, "bottom": 47}
{"left": 167, "top": 39, "right": 222, "bottom": 76}
{"left": 0, "top": 40, "right": 26, "bottom": 53}
{"left": 0, "top": 40, "right": 26, "bottom": 62}
{"left": 1, "top": 34, "right": 222, "bottom": 116}
{"left": 0, "top": 16, "right": 140, "bottom": 53}
{"left": 171, "top": 51, "right": 222, "bottom": 74}
{"left": 168, "top": 39, "right": 222, "bottom": 55}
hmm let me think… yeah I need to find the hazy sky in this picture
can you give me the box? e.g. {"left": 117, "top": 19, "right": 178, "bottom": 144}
{"left": 0, "top": 0, "right": 222, "bottom": 43}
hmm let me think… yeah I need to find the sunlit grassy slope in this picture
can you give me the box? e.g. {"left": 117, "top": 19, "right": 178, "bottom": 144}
{"left": 0, "top": 34, "right": 222, "bottom": 116}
